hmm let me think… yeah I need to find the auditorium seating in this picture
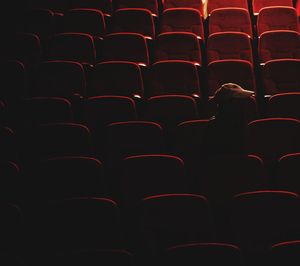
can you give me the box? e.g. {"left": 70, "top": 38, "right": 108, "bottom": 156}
{"left": 258, "top": 30, "right": 300, "bottom": 64}
{"left": 209, "top": 7, "right": 253, "bottom": 37}
{"left": 4, "top": 1, "right": 300, "bottom": 265}
{"left": 160, "top": 8, "right": 204, "bottom": 40}
{"left": 111, "top": 8, "right": 155, "bottom": 39}
{"left": 257, "top": 6, "right": 299, "bottom": 36}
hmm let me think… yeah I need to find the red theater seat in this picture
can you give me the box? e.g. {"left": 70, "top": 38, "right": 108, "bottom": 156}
{"left": 246, "top": 118, "right": 300, "bottom": 165}
{"left": 46, "top": 33, "right": 96, "bottom": 65}
{"left": 102, "top": 33, "right": 149, "bottom": 66}
{"left": 160, "top": 8, "right": 204, "bottom": 40}
{"left": 31, "top": 123, "right": 92, "bottom": 160}
{"left": 20, "top": 97, "right": 73, "bottom": 126}
{"left": 207, "top": 0, "right": 248, "bottom": 16}
{"left": 155, "top": 32, "right": 202, "bottom": 65}
{"left": 33, "top": 61, "right": 86, "bottom": 99}
{"left": 258, "top": 30, "right": 300, "bottom": 64}
{"left": 38, "top": 156, "right": 105, "bottom": 199}
{"left": 121, "top": 155, "right": 190, "bottom": 207}
{"left": 200, "top": 155, "right": 267, "bottom": 206}
{"left": 163, "top": 0, "right": 204, "bottom": 16}
{"left": 209, "top": 8, "right": 253, "bottom": 37}
{"left": 150, "top": 60, "right": 201, "bottom": 97}
{"left": 85, "top": 96, "right": 137, "bottom": 131}
{"left": 139, "top": 194, "right": 214, "bottom": 250}
{"left": 112, "top": 8, "right": 155, "bottom": 39}
{"left": 252, "top": 0, "right": 293, "bottom": 15}
{"left": 230, "top": 191, "right": 300, "bottom": 254}
{"left": 115, "top": 0, "right": 159, "bottom": 16}
{"left": 262, "top": 59, "right": 300, "bottom": 95}
{"left": 267, "top": 92, "right": 300, "bottom": 119}
{"left": 63, "top": 8, "right": 106, "bottom": 37}
{"left": 71, "top": 0, "right": 113, "bottom": 16}
{"left": 207, "top": 32, "right": 253, "bottom": 65}
{"left": 104, "top": 121, "right": 165, "bottom": 163}
{"left": 89, "top": 61, "right": 144, "bottom": 98}
{"left": 145, "top": 95, "right": 199, "bottom": 129}
{"left": 257, "top": 6, "right": 299, "bottom": 36}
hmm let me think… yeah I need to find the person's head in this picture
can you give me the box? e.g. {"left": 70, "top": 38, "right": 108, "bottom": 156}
{"left": 211, "top": 83, "right": 254, "bottom": 123}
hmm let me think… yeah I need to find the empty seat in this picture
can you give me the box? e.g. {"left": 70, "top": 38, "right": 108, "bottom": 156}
{"left": 258, "top": 30, "right": 300, "bottom": 64}
{"left": 31, "top": 123, "right": 92, "bottom": 160}
{"left": 139, "top": 194, "right": 214, "bottom": 250}
{"left": 150, "top": 60, "right": 201, "bottom": 97}
{"left": 207, "top": 32, "right": 253, "bottom": 65}
{"left": 209, "top": 8, "right": 253, "bottom": 37}
{"left": 47, "top": 33, "right": 96, "bottom": 65}
{"left": 262, "top": 59, "right": 300, "bottom": 95}
{"left": 85, "top": 96, "right": 137, "bottom": 133}
{"left": 208, "top": 59, "right": 256, "bottom": 95}
{"left": 145, "top": 95, "right": 199, "bottom": 129}
{"left": 33, "top": 60, "right": 86, "bottom": 98}
{"left": 200, "top": 155, "right": 267, "bottom": 206}
{"left": 8, "top": 33, "right": 42, "bottom": 67}
{"left": 270, "top": 240, "right": 300, "bottom": 265}
{"left": 277, "top": 153, "right": 300, "bottom": 193}
{"left": 23, "top": 8, "right": 55, "bottom": 40}
{"left": 163, "top": 243, "right": 244, "bottom": 266}
{"left": 20, "top": 97, "right": 73, "bottom": 126}
{"left": 230, "top": 191, "right": 300, "bottom": 254}
{"left": 160, "top": 8, "right": 204, "bottom": 40}
{"left": 163, "top": 0, "right": 204, "bottom": 16}
{"left": 38, "top": 156, "right": 105, "bottom": 199}
{"left": 63, "top": 8, "right": 106, "bottom": 37}
{"left": 257, "top": 6, "right": 299, "bottom": 36}
{"left": 155, "top": 32, "right": 202, "bottom": 65}
{"left": 207, "top": 0, "right": 248, "bottom": 16}
{"left": 115, "top": 0, "right": 159, "bottom": 16}
{"left": 71, "top": 0, "right": 113, "bottom": 16}
{"left": 175, "top": 119, "right": 210, "bottom": 161}
{"left": 89, "top": 61, "right": 144, "bottom": 98}
{"left": 267, "top": 92, "right": 300, "bottom": 119}
{"left": 252, "top": 0, "right": 293, "bottom": 15}
{"left": 46, "top": 198, "right": 123, "bottom": 252}
{"left": 121, "top": 155, "right": 190, "bottom": 207}
{"left": 246, "top": 118, "right": 300, "bottom": 165}
{"left": 1, "top": 61, "right": 26, "bottom": 104}
{"left": 104, "top": 121, "right": 164, "bottom": 163}
{"left": 102, "top": 33, "right": 149, "bottom": 66}
{"left": 112, "top": 8, "right": 155, "bottom": 39}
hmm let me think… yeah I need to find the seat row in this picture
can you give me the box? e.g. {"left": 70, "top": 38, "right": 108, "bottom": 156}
{"left": 26, "top": 0, "right": 295, "bottom": 17}
{"left": 2, "top": 191, "right": 300, "bottom": 265}
{"left": 20, "top": 6, "right": 300, "bottom": 41}
{"left": 4, "top": 59, "right": 300, "bottom": 104}
{"left": 1, "top": 151, "right": 300, "bottom": 204}
{"left": 1, "top": 115, "right": 299, "bottom": 166}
